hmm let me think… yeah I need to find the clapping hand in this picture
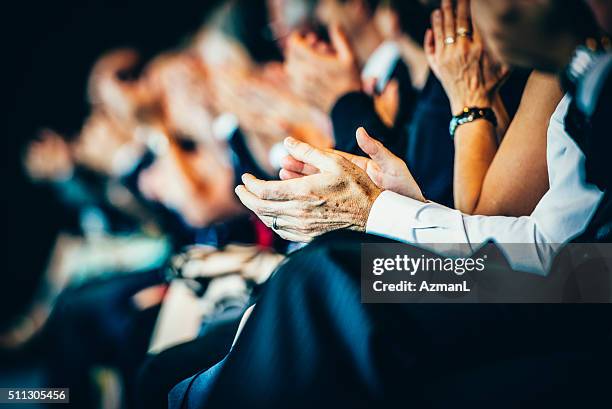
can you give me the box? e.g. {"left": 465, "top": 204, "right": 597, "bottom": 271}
{"left": 285, "top": 24, "right": 362, "bottom": 113}
{"left": 281, "top": 128, "right": 425, "bottom": 202}
{"left": 425, "top": 0, "right": 509, "bottom": 116}
{"left": 235, "top": 136, "right": 382, "bottom": 242}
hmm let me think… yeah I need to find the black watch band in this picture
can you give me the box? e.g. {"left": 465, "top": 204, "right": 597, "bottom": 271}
{"left": 449, "top": 107, "right": 497, "bottom": 139}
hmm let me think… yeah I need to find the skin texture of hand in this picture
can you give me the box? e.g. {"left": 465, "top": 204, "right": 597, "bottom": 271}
{"left": 425, "top": 0, "right": 509, "bottom": 116}
{"left": 285, "top": 24, "right": 362, "bottom": 113}
{"left": 234, "top": 136, "right": 383, "bottom": 243}
{"left": 280, "top": 127, "right": 426, "bottom": 202}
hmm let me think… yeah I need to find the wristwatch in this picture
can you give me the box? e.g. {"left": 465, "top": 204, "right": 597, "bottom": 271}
{"left": 561, "top": 35, "right": 611, "bottom": 95}
{"left": 449, "top": 107, "right": 497, "bottom": 139}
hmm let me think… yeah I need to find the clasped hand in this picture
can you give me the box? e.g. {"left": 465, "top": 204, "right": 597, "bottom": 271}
{"left": 235, "top": 128, "right": 425, "bottom": 242}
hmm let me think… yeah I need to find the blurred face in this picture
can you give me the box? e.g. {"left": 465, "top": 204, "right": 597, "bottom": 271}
{"left": 193, "top": 29, "right": 254, "bottom": 73}
{"left": 88, "top": 49, "right": 154, "bottom": 125}
{"left": 144, "top": 53, "right": 216, "bottom": 142}
{"left": 137, "top": 128, "right": 240, "bottom": 228}
{"left": 586, "top": 0, "right": 612, "bottom": 33}
{"left": 472, "top": 0, "right": 581, "bottom": 72}
{"left": 316, "top": 0, "right": 370, "bottom": 37}
{"left": 73, "top": 111, "right": 140, "bottom": 177}
{"left": 373, "top": 5, "right": 398, "bottom": 40}
{"left": 267, "top": 0, "right": 313, "bottom": 50}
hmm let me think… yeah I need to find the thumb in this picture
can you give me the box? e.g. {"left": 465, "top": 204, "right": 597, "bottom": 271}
{"left": 362, "top": 77, "right": 377, "bottom": 96}
{"left": 329, "top": 24, "right": 355, "bottom": 62}
{"left": 356, "top": 127, "right": 397, "bottom": 172}
{"left": 284, "top": 137, "right": 338, "bottom": 172}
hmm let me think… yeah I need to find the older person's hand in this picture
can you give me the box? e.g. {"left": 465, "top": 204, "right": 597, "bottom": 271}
{"left": 234, "top": 136, "right": 383, "bottom": 242}
{"left": 285, "top": 24, "right": 362, "bottom": 113}
{"left": 425, "top": 0, "right": 509, "bottom": 116}
{"left": 281, "top": 128, "right": 426, "bottom": 202}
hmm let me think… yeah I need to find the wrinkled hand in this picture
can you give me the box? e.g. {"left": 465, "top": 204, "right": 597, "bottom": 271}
{"left": 281, "top": 127, "right": 426, "bottom": 202}
{"left": 235, "top": 137, "right": 383, "bottom": 242}
{"left": 425, "top": 0, "right": 509, "bottom": 115}
{"left": 285, "top": 24, "right": 362, "bottom": 113}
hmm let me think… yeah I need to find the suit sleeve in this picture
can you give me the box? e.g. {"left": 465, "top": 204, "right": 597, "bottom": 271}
{"left": 329, "top": 91, "right": 405, "bottom": 157}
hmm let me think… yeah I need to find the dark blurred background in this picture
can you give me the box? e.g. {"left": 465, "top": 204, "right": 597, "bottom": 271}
{"left": 3, "top": 0, "right": 218, "bottom": 328}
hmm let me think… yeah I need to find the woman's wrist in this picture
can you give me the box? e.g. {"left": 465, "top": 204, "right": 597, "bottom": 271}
{"left": 449, "top": 107, "right": 498, "bottom": 139}
{"left": 450, "top": 94, "right": 494, "bottom": 116}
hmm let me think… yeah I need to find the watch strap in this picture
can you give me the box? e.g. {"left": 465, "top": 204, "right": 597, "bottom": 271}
{"left": 449, "top": 107, "right": 497, "bottom": 139}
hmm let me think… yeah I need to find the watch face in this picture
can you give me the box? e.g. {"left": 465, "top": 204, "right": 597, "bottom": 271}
{"left": 569, "top": 46, "right": 597, "bottom": 80}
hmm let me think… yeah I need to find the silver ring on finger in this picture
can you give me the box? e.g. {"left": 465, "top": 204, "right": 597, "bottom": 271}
{"left": 444, "top": 36, "right": 456, "bottom": 45}
{"left": 272, "top": 216, "right": 279, "bottom": 230}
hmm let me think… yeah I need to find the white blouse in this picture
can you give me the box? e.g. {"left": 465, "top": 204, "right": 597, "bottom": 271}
{"left": 366, "top": 96, "right": 604, "bottom": 275}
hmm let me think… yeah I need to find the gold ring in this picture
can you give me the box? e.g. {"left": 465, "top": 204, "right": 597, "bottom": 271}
{"left": 456, "top": 28, "right": 472, "bottom": 38}
{"left": 444, "top": 36, "right": 456, "bottom": 45}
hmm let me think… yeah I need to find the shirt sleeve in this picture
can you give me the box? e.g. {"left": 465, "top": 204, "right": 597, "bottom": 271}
{"left": 366, "top": 191, "right": 469, "bottom": 244}
{"left": 366, "top": 191, "right": 586, "bottom": 275}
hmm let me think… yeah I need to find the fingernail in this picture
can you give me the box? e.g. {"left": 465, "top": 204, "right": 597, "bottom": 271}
{"left": 284, "top": 137, "right": 297, "bottom": 147}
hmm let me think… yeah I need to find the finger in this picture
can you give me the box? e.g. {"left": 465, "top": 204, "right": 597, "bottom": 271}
{"left": 329, "top": 24, "right": 355, "bottom": 62}
{"left": 287, "top": 32, "right": 314, "bottom": 61}
{"left": 235, "top": 185, "right": 295, "bottom": 216}
{"left": 441, "top": 0, "right": 456, "bottom": 43}
{"left": 431, "top": 10, "right": 445, "bottom": 53}
{"left": 424, "top": 29, "right": 435, "bottom": 57}
{"left": 287, "top": 31, "right": 305, "bottom": 49}
{"left": 235, "top": 184, "right": 265, "bottom": 214}
{"left": 279, "top": 168, "right": 305, "bottom": 180}
{"left": 281, "top": 155, "right": 319, "bottom": 176}
{"left": 270, "top": 226, "right": 311, "bottom": 243}
{"left": 365, "top": 162, "right": 385, "bottom": 186}
{"left": 241, "top": 173, "right": 309, "bottom": 201}
{"left": 305, "top": 32, "right": 317, "bottom": 46}
{"left": 362, "top": 77, "right": 377, "bottom": 96}
{"left": 264, "top": 215, "right": 314, "bottom": 243}
{"left": 333, "top": 150, "right": 369, "bottom": 171}
{"left": 260, "top": 214, "right": 298, "bottom": 230}
{"left": 456, "top": 0, "right": 471, "bottom": 36}
{"left": 315, "top": 41, "right": 333, "bottom": 55}
{"left": 472, "top": 21, "right": 483, "bottom": 45}
{"left": 356, "top": 127, "right": 397, "bottom": 172}
{"left": 284, "top": 137, "right": 338, "bottom": 172}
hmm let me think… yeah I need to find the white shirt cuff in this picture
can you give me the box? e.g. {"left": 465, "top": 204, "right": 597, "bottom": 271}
{"left": 366, "top": 191, "right": 470, "bottom": 245}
